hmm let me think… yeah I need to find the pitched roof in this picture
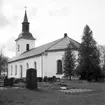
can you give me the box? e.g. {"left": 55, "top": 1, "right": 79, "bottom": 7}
{"left": 15, "top": 32, "right": 36, "bottom": 41}
{"left": 8, "top": 36, "right": 80, "bottom": 63}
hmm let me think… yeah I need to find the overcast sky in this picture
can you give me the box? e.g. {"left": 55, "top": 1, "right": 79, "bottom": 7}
{"left": 0, "top": 0, "right": 105, "bottom": 58}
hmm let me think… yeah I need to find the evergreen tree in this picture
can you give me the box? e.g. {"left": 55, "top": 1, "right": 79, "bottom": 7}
{"left": 63, "top": 43, "right": 76, "bottom": 80}
{"left": 77, "top": 25, "right": 102, "bottom": 81}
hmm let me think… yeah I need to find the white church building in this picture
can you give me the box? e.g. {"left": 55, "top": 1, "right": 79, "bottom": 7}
{"left": 8, "top": 10, "right": 80, "bottom": 79}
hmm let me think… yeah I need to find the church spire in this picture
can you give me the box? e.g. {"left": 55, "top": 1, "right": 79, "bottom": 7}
{"left": 22, "top": 9, "right": 29, "bottom": 32}
{"left": 23, "top": 10, "right": 28, "bottom": 22}
{"left": 15, "top": 8, "right": 35, "bottom": 42}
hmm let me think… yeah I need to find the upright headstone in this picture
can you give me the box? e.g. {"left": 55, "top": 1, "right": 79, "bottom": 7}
{"left": 26, "top": 68, "right": 37, "bottom": 89}
{"left": 4, "top": 77, "right": 14, "bottom": 87}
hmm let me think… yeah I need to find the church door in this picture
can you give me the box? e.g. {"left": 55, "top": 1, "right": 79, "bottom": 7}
{"left": 20, "top": 65, "right": 23, "bottom": 78}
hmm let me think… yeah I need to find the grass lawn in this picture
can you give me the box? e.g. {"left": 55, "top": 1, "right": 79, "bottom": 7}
{"left": 0, "top": 80, "right": 105, "bottom": 105}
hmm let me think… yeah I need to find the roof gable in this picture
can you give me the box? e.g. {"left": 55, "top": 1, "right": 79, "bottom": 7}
{"left": 8, "top": 36, "right": 80, "bottom": 63}
{"left": 47, "top": 37, "right": 79, "bottom": 51}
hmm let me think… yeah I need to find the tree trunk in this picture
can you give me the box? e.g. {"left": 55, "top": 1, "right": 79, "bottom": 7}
{"left": 69, "top": 75, "right": 71, "bottom": 80}
{"left": 0, "top": 70, "right": 1, "bottom": 79}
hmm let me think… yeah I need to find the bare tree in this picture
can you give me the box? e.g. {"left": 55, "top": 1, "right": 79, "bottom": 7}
{"left": 0, "top": 50, "right": 8, "bottom": 78}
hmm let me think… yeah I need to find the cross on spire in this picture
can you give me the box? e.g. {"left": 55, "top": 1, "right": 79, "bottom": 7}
{"left": 24, "top": 6, "right": 27, "bottom": 10}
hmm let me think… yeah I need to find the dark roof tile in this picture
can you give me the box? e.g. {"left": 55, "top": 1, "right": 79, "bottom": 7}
{"left": 15, "top": 32, "right": 35, "bottom": 41}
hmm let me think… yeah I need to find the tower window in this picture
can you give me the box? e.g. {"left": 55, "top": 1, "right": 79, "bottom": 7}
{"left": 34, "top": 61, "right": 37, "bottom": 69}
{"left": 18, "top": 44, "right": 20, "bottom": 51}
{"left": 11, "top": 65, "right": 13, "bottom": 75}
{"left": 15, "top": 65, "right": 17, "bottom": 75}
{"left": 26, "top": 44, "right": 29, "bottom": 51}
{"left": 20, "top": 65, "right": 23, "bottom": 78}
{"left": 27, "top": 63, "right": 29, "bottom": 69}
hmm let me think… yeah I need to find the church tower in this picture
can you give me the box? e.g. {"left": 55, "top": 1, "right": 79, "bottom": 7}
{"left": 15, "top": 10, "right": 35, "bottom": 56}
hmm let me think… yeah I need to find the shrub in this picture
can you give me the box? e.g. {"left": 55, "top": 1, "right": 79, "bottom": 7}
{"left": 4, "top": 77, "right": 14, "bottom": 87}
{"left": 47, "top": 77, "right": 53, "bottom": 82}
{"left": 37, "top": 77, "right": 43, "bottom": 82}
{"left": 14, "top": 78, "right": 26, "bottom": 84}
{"left": 52, "top": 76, "right": 56, "bottom": 82}
{"left": 44, "top": 76, "right": 47, "bottom": 82}
{"left": 44, "top": 76, "right": 57, "bottom": 83}
{"left": 26, "top": 68, "right": 37, "bottom": 90}
{"left": 56, "top": 78, "right": 60, "bottom": 82}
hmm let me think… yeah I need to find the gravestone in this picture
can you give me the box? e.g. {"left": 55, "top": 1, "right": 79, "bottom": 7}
{"left": 26, "top": 68, "right": 37, "bottom": 89}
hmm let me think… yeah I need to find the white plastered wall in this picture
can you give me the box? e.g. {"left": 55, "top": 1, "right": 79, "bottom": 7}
{"left": 16, "top": 39, "right": 35, "bottom": 56}
{"left": 42, "top": 51, "right": 64, "bottom": 78}
{"left": 42, "top": 50, "right": 78, "bottom": 78}
{"left": 8, "top": 50, "right": 78, "bottom": 79}
{"left": 8, "top": 56, "right": 41, "bottom": 78}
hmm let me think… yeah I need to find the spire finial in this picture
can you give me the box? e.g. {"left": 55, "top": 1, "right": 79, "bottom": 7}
{"left": 23, "top": 6, "right": 28, "bottom": 22}
{"left": 24, "top": 6, "right": 27, "bottom": 10}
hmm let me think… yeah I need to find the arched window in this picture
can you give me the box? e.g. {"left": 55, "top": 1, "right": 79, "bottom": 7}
{"left": 34, "top": 61, "right": 37, "bottom": 69}
{"left": 11, "top": 65, "right": 13, "bottom": 75}
{"left": 20, "top": 65, "right": 23, "bottom": 78}
{"left": 27, "top": 63, "right": 29, "bottom": 69}
{"left": 57, "top": 60, "right": 62, "bottom": 74}
{"left": 26, "top": 44, "right": 29, "bottom": 51}
{"left": 18, "top": 44, "right": 20, "bottom": 51}
{"left": 15, "top": 65, "right": 17, "bottom": 75}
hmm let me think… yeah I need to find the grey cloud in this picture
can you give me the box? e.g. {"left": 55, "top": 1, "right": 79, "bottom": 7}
{"left": 51, "top": 0, "right": 70, "bottom": 4}
{"left": 30, "top": 7, "right": 37, "bottom": 16}
{"left": 0, "top": 0, "right": 10, "bottom": 27}
{"left": 5, "top": 37, "right": 16, "bottom": 52}
{"left": 0, "top": 13, "right": 10, "bottom": 27}
{"left": 12, "top": 15, "right": 19, "bottom": 21}
{"left": 0, "top": 43, "right": 5, "bottom": 50}
{"left": 49, "top": 7, "right": 71, "bottom": 16}
{"left": 0, "top": 0, "right": 3, "bottom": 8}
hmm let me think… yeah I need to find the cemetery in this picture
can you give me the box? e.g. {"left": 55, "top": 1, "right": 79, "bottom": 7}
{"left": 0, "top": 68, "right": 105, "bottom": 105}
{"left": 0, "top": 5, "right": 105, "bottom": 105}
